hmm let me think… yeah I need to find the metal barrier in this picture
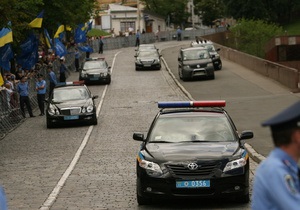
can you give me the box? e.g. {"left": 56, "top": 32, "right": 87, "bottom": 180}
{"left": 0, "top": 28, "right": 225, "bottom": 139}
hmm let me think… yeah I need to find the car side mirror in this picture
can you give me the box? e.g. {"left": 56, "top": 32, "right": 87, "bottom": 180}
{"left": 133, "top": 132, "right": 144, "bottom": 141}
{"left": 159, "top": 55, "right": 162, "bottom": 57}
{"left": 93, "top": 95, "right": 99, "bottom": 99}
{"left": 239, "top": 130, "right": 253, "bottom": 140}
{"left": 134, "top": 55, "right": 137, "bottom": 58}
{"left": 216, "top": 48, "right": 221, "bottom": 51}
{"left": 108, "top": 66, "right": 111, "bottom": 69}
{"left": 178, "top": 57, "right": 182, "bottom": 61}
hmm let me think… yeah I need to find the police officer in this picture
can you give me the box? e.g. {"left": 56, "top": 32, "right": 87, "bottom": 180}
{"left": 252, "top": 100, "right": 300, "bottom": 210}
{"left": 35, "top": 74, "right": 46, "bottom": 116}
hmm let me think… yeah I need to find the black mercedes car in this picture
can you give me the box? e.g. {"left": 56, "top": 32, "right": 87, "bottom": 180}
{"left": 178, "top": 47, "right": 215, "bottom": 81}
{"left": 133, "top": 101, "right": 253, "bottom": 205}
{"left": 134, "top": 49, "right": 161, "bottom": 70}
{"left": 79, "top": 58, "right": 111, "bottom": 84}
{"left": 45, "top": 82, "right": 98, "bottom": 128}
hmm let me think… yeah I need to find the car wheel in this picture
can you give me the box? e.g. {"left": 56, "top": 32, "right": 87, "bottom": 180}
{"left": 46, "top": 118, "right": 54, "bottom": 128}
{"left": 214, "top": 61, "right": 222, "bottom": 70}
{"left": 106, "top": 77, "right": 111, "bottom": 85}
{"left": 236, "top": 192, "right": 250, "bottom": 203}
{"left": 92, "top": 114, "right": 98, "bottom": 125}
{"left": 136, "top": 181, "right": 151, "bottom": 205}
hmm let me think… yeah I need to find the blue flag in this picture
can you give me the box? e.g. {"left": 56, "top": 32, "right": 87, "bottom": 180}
{"left": 74, "top": 24, "right": 87, "bottom": 43}
{"left": 78, "top": 45, "right": 93, "bottom": 53}
{"left": 44, "top": 28, "right": 52, "bottom": 48}
{"left": 17, "top": 33, "right": 39, "bottom": 70}
{"left": 53, "top": 38, "right": 67, "bottom": 57}
{"left": 0, "top": 43, "right": 13, "bottom": 71}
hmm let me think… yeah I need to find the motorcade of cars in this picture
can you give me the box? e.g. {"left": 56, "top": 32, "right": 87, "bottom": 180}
{"left": 134, "top": 49, "right": 162, "bottom": 70}
{"left": 133, "top": 100, "right": 253, "bottom": 205}
{"left": 178, "top": 47, "right": 215, "bottom": 81}
{"left": 79, "top": 57, "right": 111, "bottom": 84}
{"left": 45, "top": 81, "right": 98, "bottom": 128}
{"left": 191, "top": 40, "right": 222, "bottom": 70}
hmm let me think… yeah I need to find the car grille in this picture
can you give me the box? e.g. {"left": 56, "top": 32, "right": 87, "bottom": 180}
{"left": 166, "top": 162, "right": 221, "bottom": 177}
{"left": 60, "top": 108, "right": 81, "bottom": 115}
{"left": 190, "top": 64, "right": 206, "bottom": 69}
{"left": 141, "top": 60, "right": 154, "bottom": 65}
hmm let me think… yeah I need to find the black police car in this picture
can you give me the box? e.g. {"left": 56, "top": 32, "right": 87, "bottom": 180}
{"left": 45, "top": 82, "right": 98, "bottom": 128}
{"left": 79, "top": 58, "right": 111, "bottom": 84}
{"left": 133, "top": 101, "right": 253, "bottom": 205}
{"left": 191, "top": 40, "right": 222, "bottom": 70}
{"left": 178, "top": 47, "right": 215, "bottom": 81}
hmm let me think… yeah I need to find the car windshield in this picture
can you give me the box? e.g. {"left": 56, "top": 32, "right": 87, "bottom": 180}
{"left": 138, "top": 51, "right": 159, "bottom": 58}
{"left": 53, "top": 87, "right": 90, "bottom": 102}
{"left": 83, "top": 61, "right": 107, "bottom": 70}
{"left": 182, "top": 49, "right": 210, "bottom": 60}
{"left": 139, "top": 45, "right": 155, "bottom": 50}
{"left": 148, "top": 115, "right": 236, "bottom": 143}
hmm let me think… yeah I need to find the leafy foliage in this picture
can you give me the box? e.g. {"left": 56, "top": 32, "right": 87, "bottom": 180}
{"left": 194, "top": 0, "right": 225, "bottom": 26}
{"left": 87, "top": 29, "right": 110, "bottom": 37}
{"left": 223, "top": 0, "right": 300, "bottom": 25}
{"left": 141, "top": 0, "right": 189, "bottom": 25}
{"left": 229, "top": 19, "right": 284, "bottom": 57}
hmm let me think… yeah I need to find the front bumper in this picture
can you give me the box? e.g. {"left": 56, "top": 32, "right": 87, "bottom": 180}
{"left": 137, "top": 167, "right": 249, "bottom": 199}
{"left": 135, "top": 62, "right": 161, "bottom": 70}
{"left": 80, "top": 75, "right": 111, "bottom": 83}
{"left": 46, "top": 113, "right": 95, "bottom": 125}
{"left": 182, "top": 66, "right": 214, "bottom": 79}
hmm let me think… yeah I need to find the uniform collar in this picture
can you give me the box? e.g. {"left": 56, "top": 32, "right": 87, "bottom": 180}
{"left": 272, "top": 148, "right": 299, "bottom": 173}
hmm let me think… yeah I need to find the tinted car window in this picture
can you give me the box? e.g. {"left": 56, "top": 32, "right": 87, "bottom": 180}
{"left": 182, "top": 49, "right": 210, "bottom": 60}
{"left": 83, "top": 61, "right": 107, "bottom": 70}
{"left": 148, "top": 115, "right": 235, "bottom": 142}
{"left": 53, "top": 87, "right": 89, "bottom": 102}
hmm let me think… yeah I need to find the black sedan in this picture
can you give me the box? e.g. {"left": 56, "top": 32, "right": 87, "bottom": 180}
{"left": 45, "top": 82, "right": 98, "bottom": 128}
{"left": 133, "top": 101, "right": 253, "bottom": 205}
{"left": 79, "top": 58, "right": 111, "bottom": 84}
{"left": 134, "top": 49, "right": 161, "bottom": 70}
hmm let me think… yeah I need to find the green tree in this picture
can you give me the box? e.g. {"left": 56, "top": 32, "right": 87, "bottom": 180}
{"left": 141, "top": 0, "right": 189, "bottom": 25}
{"left": 194, "top": 0, "right": 225, "bottom": 27}
{"left": 229, "top": 19, "right": 284, "bottom": 58}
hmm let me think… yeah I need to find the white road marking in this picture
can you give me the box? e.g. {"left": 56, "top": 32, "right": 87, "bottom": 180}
{"left": 40, "top": 51, "right": 122, "bottom": 210}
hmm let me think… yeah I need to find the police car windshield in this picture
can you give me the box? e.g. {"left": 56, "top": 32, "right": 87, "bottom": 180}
{"left": 53, "top": 87, "right": 90, "bottom": 102}
{"left": 83, "top": 61, "right": 107, "bottom": 70}
{"left": 148, "top": 115, "right": 236, "bottom": 143}
{"left": 183, "top": 49, "right": 209, "bottom": 60}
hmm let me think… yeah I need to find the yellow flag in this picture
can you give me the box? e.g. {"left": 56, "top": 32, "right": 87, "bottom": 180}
{"left": 0, "top": 73, "right": 4, "bottom": 86}
{"left": 54, "top": 25, "right": 65, "bottom": 38}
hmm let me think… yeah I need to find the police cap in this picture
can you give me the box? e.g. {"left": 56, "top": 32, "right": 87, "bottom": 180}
{"left": 262, "top": 101, "right": 300, "bottom": 129}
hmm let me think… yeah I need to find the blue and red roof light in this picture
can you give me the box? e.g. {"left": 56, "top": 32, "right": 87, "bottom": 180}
{"left": 56, "top": 81, "right": 85, "bottom": 87}
{"left": 158, "top": 100, "right": 226, "bottom": 108}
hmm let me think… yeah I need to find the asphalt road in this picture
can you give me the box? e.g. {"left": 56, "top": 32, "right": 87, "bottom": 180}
{"left": 0, "top": 40, "right": 298, "bottom": 210}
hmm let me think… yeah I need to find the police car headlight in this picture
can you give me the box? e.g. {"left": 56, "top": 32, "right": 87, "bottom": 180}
{"left": 207, "top": 63, "right": 213, "bottom": 67}
{"left": 48, "top": 104, "right": 59, "bottom": 116}
{"left": 183, "top": 65, "right": 190, "bottom": 69}
{"left": 102, "top": 72, "right": 108, "bottom": 77}
{"left": 81, "top": 71, "right": 87, "bottom": 78}
{"left": 139, "top": 160, "right": 163, "bottom": 177}
{"left": 223, "top": 158, "right": 247, "bottom": 172}
{"left": 86, "top": 105, "right": 93, "bottom": 113}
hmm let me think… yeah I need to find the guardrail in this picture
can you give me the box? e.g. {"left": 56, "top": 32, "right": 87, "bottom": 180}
{"left": 0, "top": 27, "right": 226, "bottom": 139}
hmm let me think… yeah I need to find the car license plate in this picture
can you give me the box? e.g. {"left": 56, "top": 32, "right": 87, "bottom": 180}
{"left": 90, "top": 77, "right": 99, "bottom": 80}
{"left": 64, "top": 115, "right": 79, "bottom": 120}
{"left": 176, "top": 180, "right": 210, "bottom": 188}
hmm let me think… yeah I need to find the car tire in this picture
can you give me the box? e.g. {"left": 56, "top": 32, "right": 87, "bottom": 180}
{"left": 236, "top": 192, "right": 250, "bottom": 203}
{"left": 214, "top": 61, "right": 222, "bottom": 70}
{"left": 106, "top": 77, "right": 111, "bottom": 85}
{"left": 46, "top": 118, "right": 54, "bottom": 129}
{"left": 92, "top": 114, "right": 98, "bottom": 125}
{"left": 136, "top": 181, "right": 151, "bottom": 205}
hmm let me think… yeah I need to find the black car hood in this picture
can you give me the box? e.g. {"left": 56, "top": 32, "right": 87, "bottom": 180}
{"left": 52, "top": 99, "right": 89, "bottom": 109}
{"left": 145, "top": 141, "right": 239, "bottom": 161}
{"left": 182, "top": 59, "right": 212, "bottom": 65}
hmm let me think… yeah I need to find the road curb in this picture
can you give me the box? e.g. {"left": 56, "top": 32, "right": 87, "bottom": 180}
{"left": 161, "top": 56, "right": 267, "bottom": 164}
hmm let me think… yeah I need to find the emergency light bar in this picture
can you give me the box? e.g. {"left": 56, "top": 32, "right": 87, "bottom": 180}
{"left": 56, "top": 81, "right": 84, "bottom": 87}
{"left": 158, "top": 100, "right": 226, "bottom": 108}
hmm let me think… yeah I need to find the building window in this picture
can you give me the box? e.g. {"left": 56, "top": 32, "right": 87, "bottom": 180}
{"left": 120, "top": 22, "right": 135, "bottom": 32}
